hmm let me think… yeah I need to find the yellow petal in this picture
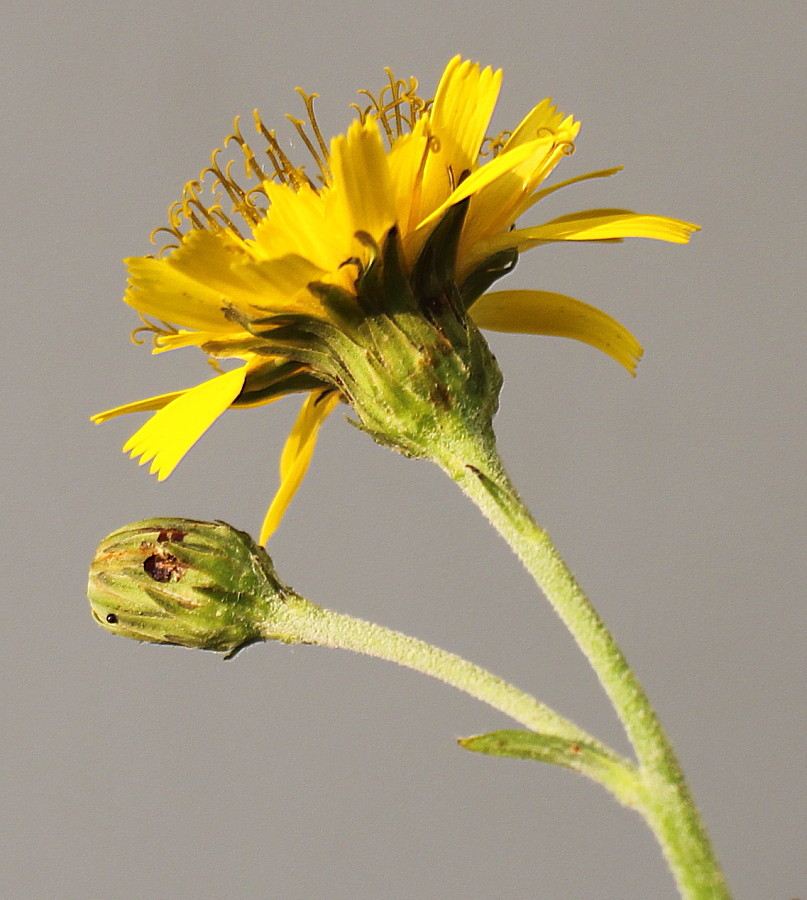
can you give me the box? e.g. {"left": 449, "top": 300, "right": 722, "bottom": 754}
{"left": 460, "top": 169, "right": 624, "bottom": 272}
{"left": 420, "top": 57, "right": 502, "bottom": 213}
{"left": 91, "top": 390, "right": 189, "bottom": 424}
{"left": 259, "top": 390, "right": 339, "bottom": 543}
{"left": 405, "top": 137, "right": 548, "bottom": 271}
{"left": 470, "top": 289, "right": 643, "bottom": 374}
{"left": 233, "top": 254, "right": 328, "bottom": 314}
{"left": 329, "top": 118, "right": 396, "bottom": 243}
{"left": 501, "top": 98, "right": 571, "bottom": 152}
{"left": 251, "top": 181, "right": 344, "bottom": 271}
{"left": 124, "top": 256, "right": 235, "bottom": 332}
{"left": 520, "top": 167, "right": 624, "bottom": 212}
{"left": 167, "top": 229, "right": 269, "bottom": 309}
{"left": 414, "top": 138, "right": 545, "bottom": 232}
{"left": 483, "top": 209, "right": 701, "bottom": 254}
{"left": 122, "top": 366, "right": 248, "bottom": 480}
{"left": 387, "top": 118, "right": 431, "bottom": 236}
{"left": 431, "top": 56, "right": 501, "bottom": 168}
{"left": 503, "top": 112, "right": 580, "bottom": 198}
{"left": 458, "top": 138, "right": 577, "bottom": 264}
{"left": 459, "top": 136, "right": 559, "bottom": 246}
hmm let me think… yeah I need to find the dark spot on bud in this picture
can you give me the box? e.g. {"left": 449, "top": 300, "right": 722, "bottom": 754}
{"left": 429, "top": 382, "right": 451, "bottom": 410}
{"left": 106, "top": 613, "right": 118, "bottom": 624}
{"left": 437, "top": 336, "right": 455, "bottom": 356}
{"left": 144, "top": 552, "right": 186, "bottom": 583}
{"left": 157, "top": 528, "right": 186, "bottom": 543}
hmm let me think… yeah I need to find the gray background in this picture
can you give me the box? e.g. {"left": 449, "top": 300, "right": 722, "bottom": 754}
{"left": 3, "top": 1, "right": 804, "bottom": 897}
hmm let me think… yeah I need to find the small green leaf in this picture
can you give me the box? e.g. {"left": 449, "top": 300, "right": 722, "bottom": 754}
{"left": 459, "top": 730, "right": 640, "bottom": 804}
{"left": 459, "top": 729, "right": 592, "bottom": 764}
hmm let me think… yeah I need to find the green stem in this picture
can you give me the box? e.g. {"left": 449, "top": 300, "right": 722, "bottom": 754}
{"left": 261, "top": 593, "right": 638, "bottom": 801}
{"left": 431, "top": 429, "right": 729, "bottom": 899}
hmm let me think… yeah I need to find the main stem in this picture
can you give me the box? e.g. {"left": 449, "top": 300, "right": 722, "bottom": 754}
{"left": 433, "top": 428, "right": 729, "bottom": 899}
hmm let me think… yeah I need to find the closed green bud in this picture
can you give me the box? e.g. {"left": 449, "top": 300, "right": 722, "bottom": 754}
{"left": 88, "top": 518, "right": 287, "bottom": 657}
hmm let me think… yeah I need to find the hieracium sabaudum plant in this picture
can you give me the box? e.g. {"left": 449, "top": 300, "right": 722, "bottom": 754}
{"left": 90, "top": 57, "right": 729, "bottom": 897}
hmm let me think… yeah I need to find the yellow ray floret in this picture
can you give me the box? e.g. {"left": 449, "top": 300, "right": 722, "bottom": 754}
{"left": 419, "top": 57, "right": 502, "bottom": 215}
{"left": 414, "top": 137, "right": 550, "bottom": 235}
{"left": 469, "top": 290, "right": 643, "bottom": 375}
{"left": 124, "top": 255, "right": 238, "bottom": 333}
{"left": 259, "top": 390, "right": 340, "bottom": 543}
{"left": 251, "top": 181, "right": 340, "bottom": 269}
{"left": 122, "top": 367, "right": 248, "bottom": 480}
{"left": 164, "top": 229, "right": 265, "bottom": 309}
{"left": 497, "top": 210, "right": 701, "bottom": 253}
{"left": 430, "top": 56, "right": 502, "bottom": 173}
{"left": 328, "top": 118, "right": 397, "bottom": 245}
{"left": 91, "top": 389, "right": 190, "bottom": 424}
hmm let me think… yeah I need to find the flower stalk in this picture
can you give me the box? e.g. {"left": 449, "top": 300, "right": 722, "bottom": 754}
{"left": 260, "top": 597, "right": 643, "bottom": 809}
{"left": 425, "top": 430, "right": 730, "bottom": 898}
{"left": 238, "top": 209, "right": 728, "bottom": 896}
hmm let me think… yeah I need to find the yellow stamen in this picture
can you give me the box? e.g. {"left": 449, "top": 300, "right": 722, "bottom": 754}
{"left": 288, "top": 88, "right": 330, "bottom": 179}
{"left": 253, "top": 111, "right": 315, "bottom": 191}
{"left": 352, "top": 73, "right": 428, "bottom": 145}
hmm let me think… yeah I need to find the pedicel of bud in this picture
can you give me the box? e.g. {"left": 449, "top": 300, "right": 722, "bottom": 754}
{"left": 88, "top": 518, "right": 290, "bottom": 658}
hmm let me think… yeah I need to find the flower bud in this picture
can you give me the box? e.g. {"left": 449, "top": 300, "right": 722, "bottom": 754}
{"left": 88, "top": 518, "right": 287, "bottom": 656}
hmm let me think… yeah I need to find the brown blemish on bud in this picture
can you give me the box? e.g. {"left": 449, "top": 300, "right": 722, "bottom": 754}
{"left": 429, "top": 382, "right": 451, "bottom": 410}
{"left": 433, "top": 331, "right": 454, "bottom": 355}
{"left": 157, "top": 528, "right": 186, "bottom": 543}
{"left": 143, "top": 551, "right": 187, "bottom": 583}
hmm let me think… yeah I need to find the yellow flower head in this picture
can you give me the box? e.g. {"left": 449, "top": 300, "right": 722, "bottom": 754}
{"left": 93, "top": 56, "right": 698, "bottom": 543}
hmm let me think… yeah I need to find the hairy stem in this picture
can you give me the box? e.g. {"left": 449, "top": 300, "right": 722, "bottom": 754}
{"left": 429, "top": 428, "right": 730, "bottom": 899}
{"left": 261, "top": 593, "right": 638, "bottom": 801}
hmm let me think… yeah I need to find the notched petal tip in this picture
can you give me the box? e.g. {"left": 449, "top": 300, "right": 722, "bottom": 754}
{"left": 116, "top": 368, "right": 249, "bottom": 483}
